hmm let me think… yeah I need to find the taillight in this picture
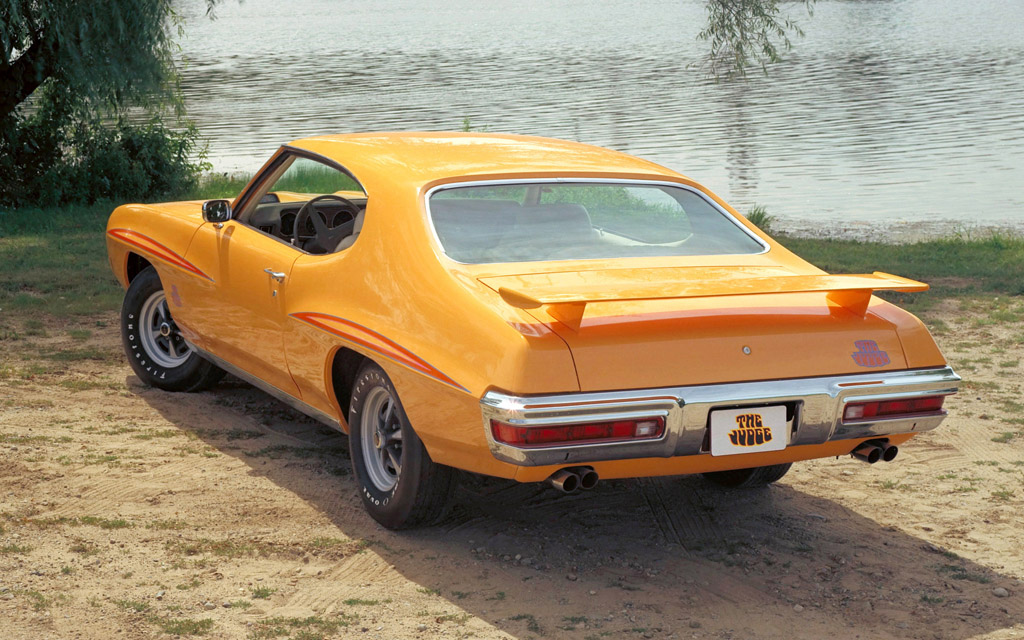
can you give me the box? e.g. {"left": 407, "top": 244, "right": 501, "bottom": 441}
{"left": 843, "top": 395, "right": 946, "bottom": 422}
{"left": 490, "top": 417, "right": 665, "bottom": 447}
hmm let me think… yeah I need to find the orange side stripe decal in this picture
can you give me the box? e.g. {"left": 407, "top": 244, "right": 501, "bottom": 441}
{"left": 107, "top": 228, "right": 212, "bottom": 282}
{"left": 291, "top": 312, "right": 468, "bottom": 393}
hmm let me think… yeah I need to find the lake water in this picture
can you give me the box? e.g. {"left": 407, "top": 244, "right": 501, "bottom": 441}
{"left": 176, "top": 0, "right": 1024, "bottom": 237}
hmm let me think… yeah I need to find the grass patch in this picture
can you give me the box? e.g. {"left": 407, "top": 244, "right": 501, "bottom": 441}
{"left": 115, "top": 599, "right": 151, "bottom": 613}
{"left": 132, "top": 429, "right": 183, "bottom": 440}
{"left": 59, "top": 378, "right": 115, "bottom": 392}
{"left": 936, "top": 563, "right": 992, "bottom": 583}
{"left": 69, "top": 542, "right": 98, "bottom": 555}
{"left": 248, "top": 615, "right": 356, "bottom": 640}
{"left": 245, "top": 445, "right": 319, "bottom": 460}
{"left": 44, "top": 346, "right": 117, "bottom": 362}
{"left": 0, "top": 202, "right": 126, "bottom": 317}
{"left": 0, "top": 433, "right": 53, "bottom": 445}
{"left": 251, "top": 586, "right": 278, "bottom": 599}
{"left": 992, "top": 432, "right": 1017, "bottom": 444}
{"left": 509, "top": 613, "right": 542, "bottom": 634}
{"left": 745, "top": 205, "right": 775, "bottom": 234}
{"left": 225, "top": 429, "right": 265, "bottom": 441}
{"left": 1, "top": 543, "right": 32, "bottom": 554}
{"left": 15, "top": 589, "right": 69, "bottom": 610}
{"left": 78, "top": 515, "right": 132, "bottom": 529}
{"left": 167, "top": 538, "right": 266, "bottom": 558}
{"left": 149, "top": 616, "right": 215, "bottom": 636}
{"left": 147, "top": 519, "right": 189, "bottom": 531}
{"left": 778, "top": 232, "right": 1024, "bottom": 298}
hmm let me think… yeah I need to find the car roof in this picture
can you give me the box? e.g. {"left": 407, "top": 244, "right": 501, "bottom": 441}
{"left": 287, "top": 132, "right": 686, "bottom": 190}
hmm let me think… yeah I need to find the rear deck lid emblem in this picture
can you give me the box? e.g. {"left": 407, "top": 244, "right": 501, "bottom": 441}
{"left": 852, "top": 340, "right": 890, "bottom": 368}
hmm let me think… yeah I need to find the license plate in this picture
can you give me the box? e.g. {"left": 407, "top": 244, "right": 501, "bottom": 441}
{"left": 709, "top": 405, "right": 788, "bottom": 456}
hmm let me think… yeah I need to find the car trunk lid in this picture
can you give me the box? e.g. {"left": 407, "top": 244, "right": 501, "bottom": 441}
{"left": 480, "top": 267, "right": 925, "bottom": 391}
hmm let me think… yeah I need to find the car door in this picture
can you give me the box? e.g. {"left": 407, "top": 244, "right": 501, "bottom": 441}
{"left": 178, "top": 220, "right": 302, "bottom": 398}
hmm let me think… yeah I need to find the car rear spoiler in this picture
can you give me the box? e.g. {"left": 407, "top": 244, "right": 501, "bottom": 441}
{"left": 485, "top": 272, "right": 928, "bottom": 331}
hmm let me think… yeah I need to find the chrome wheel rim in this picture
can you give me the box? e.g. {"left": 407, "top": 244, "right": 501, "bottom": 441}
{"left": 360, "top": 386, "right": 403, "bottom": 492}
{"left": 139, "top": 291, "right": 191, "bottom": 369}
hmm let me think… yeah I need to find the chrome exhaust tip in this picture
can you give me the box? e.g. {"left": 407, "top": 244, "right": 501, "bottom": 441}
{"left": 548, "top": 469, "right": 580, "bottom": 493}
{"left": 878, "top": 442, "right": 899, "bottom": 462}
{"left": 576, "top": 467, "right": 599, "bottom": 490}
{"left": 851, "top": 443, "right": 882, "bottom": 464}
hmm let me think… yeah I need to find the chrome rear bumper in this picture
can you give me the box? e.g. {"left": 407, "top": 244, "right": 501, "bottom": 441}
{"left": 480, "top": 366, "right": 960, "bottom": 466}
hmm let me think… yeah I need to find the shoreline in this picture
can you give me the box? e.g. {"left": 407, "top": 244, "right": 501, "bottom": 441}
{"left": 771, "top": 215, "right": 1024, "bottom": 243}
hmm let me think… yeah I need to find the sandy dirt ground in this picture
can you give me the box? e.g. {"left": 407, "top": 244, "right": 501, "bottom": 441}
{"left": 1, "top": 300, "right": 1023, "bottom": 640}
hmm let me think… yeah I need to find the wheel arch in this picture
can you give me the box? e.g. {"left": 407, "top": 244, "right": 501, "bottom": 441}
{"left": 329, "top": 347, "right": 370, "bottom": 426}
{"left": 125, "top": 252, "right": 154, "bottom": 284}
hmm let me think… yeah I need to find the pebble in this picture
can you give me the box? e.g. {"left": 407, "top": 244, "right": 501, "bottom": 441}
{"left": 155, "top": 590, "right": 165, "bottom": 600}
{"left": 222, "top": 602, "right": 232, "bottom": 608}
{"left": 588, "top": 590, "right": 597, "bottom": 596}
{"left": 993, "top": 587, "right": 1010, "bottom": 598}
{"left": 203, "top": 602, "right": 216, "bottom": 610}
{"left": 1, "top": 593, "right": 14, "bottom": 601}
{"left": 566, "top": 573, "right": 578, "bottom": 581}
{"left": 689, "top": 621, "right": 702, "bottom": 629}
{"left": 793, "top": 604, "right": 804, "bottom": 612}
{"left": 416, "top": 624, "right": 427, "bottom": 632}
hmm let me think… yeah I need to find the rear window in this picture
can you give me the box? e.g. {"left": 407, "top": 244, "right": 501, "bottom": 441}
{"left": 428, "top": 182, "right": 765, "bottom": 264}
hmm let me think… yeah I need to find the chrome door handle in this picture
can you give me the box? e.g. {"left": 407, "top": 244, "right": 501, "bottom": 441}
{"left": 263, "top": 268, "right": 286, "bottom": 282}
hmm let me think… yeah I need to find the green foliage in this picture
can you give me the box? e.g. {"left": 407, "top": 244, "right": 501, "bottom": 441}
{"left": 699, "top": 0, "right": 814, "bottom": 80}
{"left": 2, "top": 90, "right": 210, "bottom": 205}
{"left": 745, "top": 205, "right": 775, "bottom": 233}
{"left": 0, "top": 0, "right": 193, "bottom": 119}
{"left": 1, "top": 0, "right": 218, "bottom": 206}
{"left": 271, "top": 161, "right": 362, "bottom": 195}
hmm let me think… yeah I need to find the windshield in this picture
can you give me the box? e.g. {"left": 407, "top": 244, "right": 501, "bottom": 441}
{"left": 428, "top": 182, "right": 765, "bottom": 264}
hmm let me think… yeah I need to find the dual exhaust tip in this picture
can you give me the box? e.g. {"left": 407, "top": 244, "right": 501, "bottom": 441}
{"left": 851, "top": 439, "right": 899, "bottom": 464}
{"left": 548, "top": 467, "right": 599, "bottom": 493}
{"left": 549, "top": 442, "right": 895, "bottom": 490}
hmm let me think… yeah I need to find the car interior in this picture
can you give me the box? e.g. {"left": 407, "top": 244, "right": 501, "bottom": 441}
{"left": 237, "top": 154, "right": 368, "bottom": 255}
{"left": 248, "top": 194, "right": 367, "bottom": 255}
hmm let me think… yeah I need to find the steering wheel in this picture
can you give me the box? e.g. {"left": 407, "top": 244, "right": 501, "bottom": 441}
{"left": 292, "top": 194, "right": 361, "bottom": 254}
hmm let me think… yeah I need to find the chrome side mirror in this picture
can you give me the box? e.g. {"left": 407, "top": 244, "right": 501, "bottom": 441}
{"left": 202, "top": 199, "right": 232, "bottom": 224}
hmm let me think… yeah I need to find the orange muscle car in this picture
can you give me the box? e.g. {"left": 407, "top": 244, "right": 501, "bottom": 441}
{"left": 106, "top": 132, "right": 959, "bottom": 528}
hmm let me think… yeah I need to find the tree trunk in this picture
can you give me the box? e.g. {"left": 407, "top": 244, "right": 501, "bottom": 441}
{"left": 0, "top": 37, "right": 56, "bottom": 122}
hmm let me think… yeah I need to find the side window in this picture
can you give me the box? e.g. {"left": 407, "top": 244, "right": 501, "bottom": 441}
{"left": 269, "top": 157, "right": 362, "bottom": 196}
{"left": 242, "top": 155, "right": 367, "bottom": 255}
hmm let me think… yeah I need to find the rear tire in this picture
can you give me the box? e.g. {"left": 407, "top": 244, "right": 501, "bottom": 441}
{"left": 121, "top": 267, "right": 224, "bottom": 392}
{"left": 348, "top": 362, "right": 456, "bottom": 529}
{"left": 702, "top": 463, "right": 793, "bottom": 489}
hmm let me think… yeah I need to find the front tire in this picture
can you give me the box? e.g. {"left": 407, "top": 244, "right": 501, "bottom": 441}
{"left": 702, "top": 463, "right": 793, "bottom": 489}
{"left": 348, "top": 362, "right": 456, "bottom": 529}
{"left": 121, "top": 267, "right": 224, "bottom": 392}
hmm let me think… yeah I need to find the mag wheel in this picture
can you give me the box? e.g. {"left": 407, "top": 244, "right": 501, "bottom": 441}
{"left": 121, "top": 266, "right": 224, "bottom": 392}
{"left": 349, "top": 362, "right": 456, "bottom": 529}
{"left": 702, "top": 463, "right": 793, "bottom": 489}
